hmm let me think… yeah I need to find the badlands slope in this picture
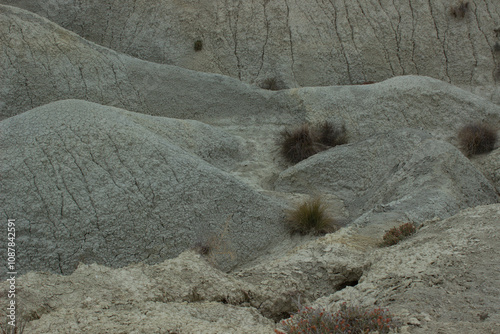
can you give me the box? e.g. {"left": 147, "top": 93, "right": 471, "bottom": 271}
{"left": 1, "top": 2, "right": 500, "bottom": 333}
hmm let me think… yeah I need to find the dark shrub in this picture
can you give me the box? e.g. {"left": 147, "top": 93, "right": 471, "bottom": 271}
{"left": 458, "top": 122, "right": 497, "bottom": 156}
{"left": 279, "top": 124, "right": 322, "bottom": 164}
{"left": 279, "top": 122, "right": 347, "bottom": 164}
{"left": 260, "top": 77, "right": 285, "bottom": 91}
{"left": 450, "top": 1, "right": 469, "bottom": 18}
{"left": 286, "top": 198, "right": 338, "bottom": 235}
{"left": 318, "top": 121, "right": 348, "bottom": 147}
{"left": 194, "top": 40, "right": 203, "bottom": 51}
{"left": 381, "top": 222, "right": 417, "bottom": 247}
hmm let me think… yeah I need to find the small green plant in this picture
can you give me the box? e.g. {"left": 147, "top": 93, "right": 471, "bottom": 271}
{"left": 458, "top": 122, "right": 498, "bottom": 156}
{"left": 286, "top": 198, "right": 338, "bottom": 235}
{"left": 318, "top": 121, "right": 348, "bottom": 148}
{"left": 450, "top": 1, "right": 469, "bottom": 18}
{"left": 279, "top": 122, "right": 347, "bottom": 164}
{"left": 194, "top": 40, "right": 203, "bottom": 51}
{"left": 381, "top": 222, "right": 417, "bottom": 247}
{"left": 276, "top": 302, "right": 399, "bottom": 334}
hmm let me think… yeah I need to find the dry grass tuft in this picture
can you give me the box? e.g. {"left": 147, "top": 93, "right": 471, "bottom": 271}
{"left": 278, "top": 122, "right": 348, "bottom": 164}
{"left": 279, "top": 124, "right": 322, "bottom": 164}
{"left": 318, "top": 121, "right": 348, "bottom": 147}
{"left": 380, "top": 223, "right": 417, "bottom": 247}
{"left": 450, "top": 1, "right": 469, "bottom": 18}
{"left": 458, "top": 122, "right": 497, "bottom": 156}
{"left": 286, "top": 198, "right": 338, "bottom": 235}
{"left": 260, "top": 77, "right": 285, "bottom": 91}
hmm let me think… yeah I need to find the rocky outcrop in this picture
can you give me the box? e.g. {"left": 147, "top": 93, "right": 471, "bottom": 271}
{"left": 2, "top": 204, "right": 499, "bottom": 333}
{"left": 2, "top": 0, "right": 500, "bottom": 102}
{"left": 312, "top": 204, "right": 500, "bottom": 334}
{"left": 0, "top": 100, "right": 287, "bottom": 276}
{"left": 275, "top": 128, "right": 499, "bottom": 226}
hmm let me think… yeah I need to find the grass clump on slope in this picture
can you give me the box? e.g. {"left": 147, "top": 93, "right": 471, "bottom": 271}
{"left": 286, "top": 197, "right": 338, "bottom": 235}
{"left": 458, "top": 122, "right": 497, "bottom": 156}
{"left": 279, "top": 121, "right": 347, "bottom": 165}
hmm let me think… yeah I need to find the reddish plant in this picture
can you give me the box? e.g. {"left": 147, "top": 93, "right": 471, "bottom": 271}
{"left": 381, "top": 222, "right": 417, "bottom": 247}
{"left": 275, "top": 302, "right": 398, "bottom": 334}
{"left": 450, "top": 1, "right": 469, "bottom": 18}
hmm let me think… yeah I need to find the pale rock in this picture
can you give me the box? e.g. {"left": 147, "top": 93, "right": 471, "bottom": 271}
{"left": 3, "top": 0, "right": 500, "bottom": 102}
{"left": 0, "top": 100, "right": 287, "bottom": 276}
{"left": 471, "top": 148, "right": 500, "bottom": 194}
{"left": 314, "top": 204, "right": 500, "bottom": 333}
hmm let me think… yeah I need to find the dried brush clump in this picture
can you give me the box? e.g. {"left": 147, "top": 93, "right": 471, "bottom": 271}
{"left": 279, "top": 124, "right": 322, "bottom": 164}
{"left": 279, "top": 122, "right": 347, "bottom": 164}
{"left": 286, "top": 198, "right": 338, "bottom": 235}
{"left": 380, "top": 222, "right": 417, "bottom": 247}
{"left": 260, "top": 77, "right": 285, "bottom": 91}
{"left": 458, "top": 122, "right": 497, "bottom": 156}
{"left": 194, "top": 40, "right": 203, "bottom": 51}
{"left": 318, "top": 122, "right": 348, "bottom": 147}
{"left": 450, "top": 1, "right": 469, "bottom": 18}
{"left": 275, "top": 302, "right": 399, "bottom": 334}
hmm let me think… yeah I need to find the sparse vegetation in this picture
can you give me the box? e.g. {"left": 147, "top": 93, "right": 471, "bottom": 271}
{"left": 194, "top": 40, "right": 203, "bottom": 51}
{"left": 318, "top": 121, "right": 348, "bottom": 147}
{"left": 279, "top": 122, "right": 347, "bottom": 164}
{"left": 279, "top": 124, "right": 322, "bottom": 164}
{"left": 276, "top": 302, "right": 399, "bottom": 334}
{"left": 286, "top": 197, "right": 338, "bottom": 235}
{"left": 450, "top": 1, "right": 469, "bottom": 18}
{"left": 193, "top": 240, "right": 211, "bottom": 256}
{"left": 381, "top": 222, "right": 417, "bottom": 247}
{"left": 458, "top": 122, "right": 497, "bottom": 156}
{"left": 260, "top": 77, "right": 284, "bottom": 91}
